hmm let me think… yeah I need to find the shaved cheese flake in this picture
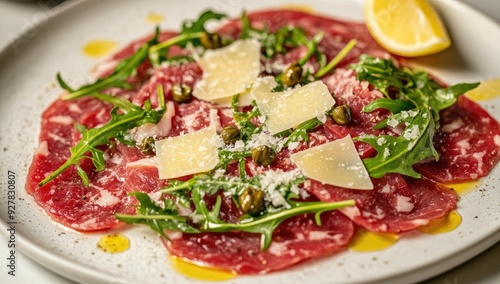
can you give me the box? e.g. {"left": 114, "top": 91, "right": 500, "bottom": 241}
{"left": 251, "top": 76, "right": 278, "bottom": 93}
{"left": 155, "top": 125, "right": 219, "bottom": 179}
{"left": 193, "top": 39, "right": 261, "bottom": 102}
{"left": 211, "top": 91, "right": 253, "bottom": 107}
{"left": 252, "top": 81, "right": 335, "bottom": 134}
{"left": 211, "top": 76, "right": 278, "bottom": 107}
{"left": 291, "top": 135, "right": 373, "bottom": 190}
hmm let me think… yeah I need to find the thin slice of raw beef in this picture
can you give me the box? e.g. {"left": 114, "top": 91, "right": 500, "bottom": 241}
{"left": 307, "top": 174, "right": 457, "bottom": 233}
{"left": 26, "top": 98, "right": 135, "bottom": 231}
{"left": 416, "top": 96, "right": 500, "bottom": 182}
{"left": 166, "top": 210, "right": 354, "bottom": 274}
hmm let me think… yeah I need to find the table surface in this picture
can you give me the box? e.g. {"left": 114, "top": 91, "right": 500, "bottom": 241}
{"left": 0, "top": 0, "right": 499, "bottom": 283}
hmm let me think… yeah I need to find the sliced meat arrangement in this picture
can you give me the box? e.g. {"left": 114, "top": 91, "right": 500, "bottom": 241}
{"left": 167, "top": 211, "right": 354, "bottom": 274}
{"left": 25, "top": 9, "right": 499, "bottom": 275}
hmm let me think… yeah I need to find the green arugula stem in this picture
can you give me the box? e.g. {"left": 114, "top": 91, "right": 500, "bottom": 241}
{"left": 60, "top": 43, "right": 151, "bottom": 100}
{"left": 90, "top": 93, "right": 140, "bottom": 112}
{"left": 283, "top": 117, "right": 322, "bottom": 146}
{"left": 149, "top": 32, "right": 205, "bottom": 54}
{"left": 314, "top": 39, "right": 357, "bottom": 78}
{"left": 162, "top": 175, "right": 259, "bottom": 195}
{"left": 298, "top": 32, "right": 324, "bottom": 66}
{"left": 206, "top": 200, "right": 355, "bottom": 231}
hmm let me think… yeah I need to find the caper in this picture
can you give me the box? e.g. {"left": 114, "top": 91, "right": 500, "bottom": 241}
{"left": 172, "top": 83, "right": 192, "bottom": 103}
{"left": 330, "top": 105, "right": 352, "bottom": 125}
{"left": 107, "top": 141, "right": 117, "bottom": 156}
{"left": 200, "top": 32, "right": 223, "bottom": 49}
{"left": 140, "top": 136, "right": 156, "bottom": 155}
{"left": 281, "top": 63, "right": 303, "bottom": 87}
{"left": 238, "top": 187, "right": 265, "bottom": 215}
{"left": 252, "top": 145, "right": 276, "bottom": 166}
{"left": 220, "top": 125, "right": 241, "bottom": 144}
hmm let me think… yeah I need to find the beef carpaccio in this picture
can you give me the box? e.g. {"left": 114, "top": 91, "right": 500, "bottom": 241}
{"left": 26, "top": 9, "right": 500, "bottom": 274}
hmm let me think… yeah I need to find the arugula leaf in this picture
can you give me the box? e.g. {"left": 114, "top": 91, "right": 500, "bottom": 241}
{"left": 118, "top": 173, "right": 354, "bottom": 250}
{"left": 115, "top": 192, "right": 199, "bottom": 239}
{"left": 148, "top": 32, "right": 205, "bottom": 67}
{"left": 148, "top": 10, "right": 227, "bottom": 66}
{"left": 179, "top": 10, "right": 227, "bottom": 48}
{"left": 217, "top": 149, "right": 252, "bottom": 171}
{"left": 357, "top": 106, "right": 438, "bottom": 178}
{"left": 230, "top": 94, "right": 262, "bottom": 141}
{"left": 163, "top": 173, "right": 307, "bottom": 214}
{"left": 38, "top": 100, "right": 165, "bottom": 187}
{"left": 350, "top": 55, "right": 407, "bottom": 97}
{"left": 435, "top": 83, "right": 481, "bottom": 109}
{"left": 90, "top": 92, "right": 140, "bottom": 112}
{"left": 191, "top": 188, "right": 354, "bottom": 250}
{"left": 283, "top": 117, "right": 322, "bottom": 146}
{"left": 241, "top": 12, "right": 317, "bottom": 59}
{"left": 351, "top": 55, "right": 479, "bottom": 178}
{"left": 59, "top": 27, "right": 160, "bottom": 100}
{"left": 362, "top": 98, "right": 415, "bottom": 114}
{"left": 163, "top": 174, "right": 260, "bottom": 197}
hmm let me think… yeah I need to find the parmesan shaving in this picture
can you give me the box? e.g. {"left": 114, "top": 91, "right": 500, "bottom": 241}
{"left": 291, "top": 135, "right": 373, "bottom": 190}
{"left": 252, "top": 81, "right": 335, "bottom": 135}
{"left": 155, "top": 125, "right": 219, "bottom": 179}
{"left": 193, "top": 39, "right": 261, "bottom": 103}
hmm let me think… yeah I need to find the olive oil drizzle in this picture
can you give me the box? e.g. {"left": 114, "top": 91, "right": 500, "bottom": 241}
{"left": 443, "top": 180, "right": 481, "bottom": 196}
{"left": 349, "top": 229, "right": 399, "bottom": 252}
{"left": 97, "top": 233, "right": 130, "bottom": 253}
{"left": 147, "top": 13, "right": 164, "bottom": 24}
{"left": 418, "top": 210, "right": 462, "bottom": 234}
{"left": 170, "top": 256, "right": 236, "bottom": 281}
{"left": 83, "top": 40, "right": 118, "bottom": 58}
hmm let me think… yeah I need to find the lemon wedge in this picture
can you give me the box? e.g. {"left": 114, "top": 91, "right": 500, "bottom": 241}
{"left": 365, "top": 0, "right": 451, "bottom": 57}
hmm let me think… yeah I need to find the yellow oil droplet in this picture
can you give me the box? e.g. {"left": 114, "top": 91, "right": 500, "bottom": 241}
{"left": 442, "top": 180, "right": 481, "bottom": 196}
{"left": 83, "top": 40, "right": 118, "bottom": 58}
{"left": 281, "top": 4, "right": 316, "bottom": 14}
{"left": 465, "top": 79, "right": 500, "bottom": 101}
{"left": 147, "top": 12, "right": 164, "bottom": 24}
{"left": 97, "top": 233, "right": 130, "bottom": 253}
{"left": 349, "top": 229, "right": 399, "bottom": 252}
{"left": 418, "top": 210, "right": 462, "bottom": 234}
{"left": 170, "top": 256, "right": 236, "bottom": 281}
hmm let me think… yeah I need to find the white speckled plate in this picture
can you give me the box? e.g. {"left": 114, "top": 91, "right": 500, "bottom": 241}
{"left": 0, "top": 0, "right": 499, "bottom": 283}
